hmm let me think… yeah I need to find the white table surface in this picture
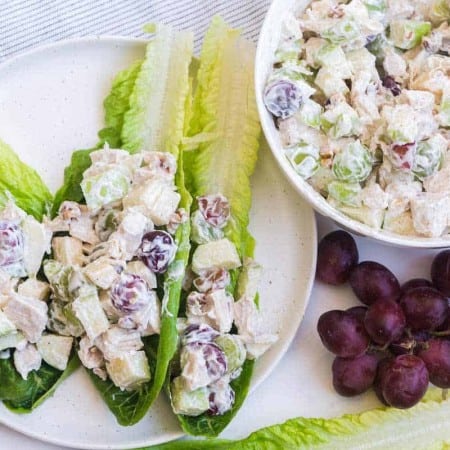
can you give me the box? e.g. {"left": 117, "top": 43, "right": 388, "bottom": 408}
{"left": 0, "top": 209, "right": 442, "bottom": 449}
{"left": 0, "top": 1, "right": 445, "bottom": 448}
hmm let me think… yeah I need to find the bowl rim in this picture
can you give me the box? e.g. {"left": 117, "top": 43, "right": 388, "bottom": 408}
{"left": 254, "top": 0, "right": 450, "bottom": 249}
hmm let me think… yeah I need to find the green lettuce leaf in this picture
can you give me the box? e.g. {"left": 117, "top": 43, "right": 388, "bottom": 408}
{"left": 88, "top": 25, "right": 193, "bottom": 426}
{"left": 175, "top": 16, "right": 261, "bottom": 437}
{"left": 145, "top": 389, "right": 450, "bottom": 450}
{"left": 0, "top": 139, "right": 52, "bottom": 221}
{"left": 88, "top": 336, "right": 158, "bottom": 425}
{"left": 0, "top": 354, "right": 79, "bottom": 413}
{"left": 52, "top": 60, "right": 142, "bottom": 214}
{"left": 185, "top": 16, "right": 261, "bottom": 255}
{"left": 121, "top": 24, "right": 194, "bottom": 156}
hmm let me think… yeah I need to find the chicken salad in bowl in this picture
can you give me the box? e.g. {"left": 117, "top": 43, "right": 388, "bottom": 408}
{"left": 257, "top": 0, "right": 450, "bottom": 246}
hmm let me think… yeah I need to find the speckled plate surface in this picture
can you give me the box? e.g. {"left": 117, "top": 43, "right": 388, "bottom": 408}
{"left": 0, "top": 37, "right": 317, "bottom": 449}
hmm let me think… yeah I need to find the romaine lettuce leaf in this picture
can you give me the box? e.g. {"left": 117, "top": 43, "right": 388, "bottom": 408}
{"left": 87, "top": 25, "right": 193, "bottom": 426}
{"left": 185, "top": 15, "right": 261, "bottom": 256}
{"left": 0, "top": 140, "right": 79, "bottom": 412}
{"left": 121, "top": 24, "right": 194, "bottom": 156}
{"left": 145, "top": 388, "right": 450, "bottom": 449}
{"left": 0, "top": 354, "right": 79, "bottom": 413}
{"left": 0, "top": 139, "right": 52, "bottom": 221}
{"left": 52, "top": 60, "right": 142, "bottom": 214}
{"left": 175, "top": 16, "right": 261, "bottom": 437}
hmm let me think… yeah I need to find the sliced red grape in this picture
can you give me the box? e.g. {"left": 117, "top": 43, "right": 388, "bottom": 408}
{"left": 317, "top": 310, "right": 370, "bottom": 357}
{"left": 399, "top": 287, "right": 448, "bottom": 331}
{"left": 431, "top": 250, "right": 450, "bottom": 296}
{"left": 364, "top": 299, "right": 406, "bottom": 345}
{"left": 263, "top": 80, "right": 302, "bottom": 119}
{"left": 197, "top": 194, "right": 230, "bottom": 228}
{"left": 401, "top": 278, "right": 432, "bottom": 294}
{"left": 110, "top": 273, "right": 152, "bottom": 313}
{"left": 0, "top": 221, "right": 24, "bottom": 268}
{"left": 182, "top": 324, "right": 220, "bottom": 345}
{"left": 418, "top": 339, "right": 450, "bottom": 388}
{"left": 379, "top": 355, "right": 429, "bottom": 409}
{"left": 138, "top": 230, "right": 176, "bottom": 274}
{"left": 349, "top": 261, "right": 401, "bottom": 305}
{"left": 316, "top": 230, "right": 359, "bottom": 285}
{"left": 332, "top": 353, "right": 378, "bottom": 396}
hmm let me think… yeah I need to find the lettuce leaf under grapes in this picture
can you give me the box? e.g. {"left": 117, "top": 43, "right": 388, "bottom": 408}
{"left": 145, "top": 388, "right": 450, "bottom": 449}
{"left": 172, "top": 16, "right": 261, "bottom": 437}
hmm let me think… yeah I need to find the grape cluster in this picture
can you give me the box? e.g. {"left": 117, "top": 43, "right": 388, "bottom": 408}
{"left": 316, "top": 230, "right": 450, "bottom": 409}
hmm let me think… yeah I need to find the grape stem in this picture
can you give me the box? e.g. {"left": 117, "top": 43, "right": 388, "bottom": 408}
{"left": 431, "top": 330, "right": 450, "bottom": 337}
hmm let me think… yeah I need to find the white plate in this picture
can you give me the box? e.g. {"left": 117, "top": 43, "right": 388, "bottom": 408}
{"left": 0, "top": 37, "right": 317, "bottom": 449}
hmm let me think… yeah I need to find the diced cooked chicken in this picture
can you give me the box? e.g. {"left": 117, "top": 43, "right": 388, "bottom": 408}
{"left": 69, "top": 210, "right": 99, "bottom": 245}
{"left": 410, "top": 193, "right": 450, "bottom": 237}
{"left": 351, "top": 71, "right": 380, "bottom": 125}
{"left": 123, "top": 178, "right": 181, "bottom": 226}
{"left": 0, "top": 270, "right": 18, "bottom": 308}
{"left": 383, "top": 47, "right": 407, "bottom": 81}
{"left": 180, "top": 344, "right": 212, "bottom": 391}
{"left": 108, "top": 209, "right": 150, "bottom": 260}
{"left": 4, "top": 294, "right": 48, "bottom": 343}
{"left": 17, "top": 278, "right": 50, "bottom": 301}
{"left": 233, "top": 296, "right": 278, "bottom": 360}
{"left": 86, "top": 240, "right": 127, "bottom": 264}
{"left": 186, "top": 290, "right": 233, "bottom": 334}
{"left": 13, "top": 343, "right": 42, "bottom": 380}
{"left": 78, "top": 335, "right": 104, "bottom": 370}
{"left": 95, "top": 326, "right": 143, "bottom": 360}
{"left": 52, "top": 236, "right": 85, "bottom": 266}
{"left": 424, "top": 165, "right": 450, "bottom": 194}
{"left": 83, "top": 257, "right": 120, "bottom": 290}
{"left": 0, "top": 332, "right": 27, "bottom": 352}
{"left": 89, "top": 148, "right": 143, "bottom": 173}
{"left": 136, "top": 151, "right": 178, "bottom": 184}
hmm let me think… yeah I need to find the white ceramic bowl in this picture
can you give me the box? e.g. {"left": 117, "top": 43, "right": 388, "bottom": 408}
{"left": 255, "top": 0, "right": 450, "bottom": 248}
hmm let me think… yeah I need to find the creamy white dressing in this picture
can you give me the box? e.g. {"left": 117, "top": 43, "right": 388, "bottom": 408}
{"left": 266, "top": 0, "right": 450, "bottom": 237}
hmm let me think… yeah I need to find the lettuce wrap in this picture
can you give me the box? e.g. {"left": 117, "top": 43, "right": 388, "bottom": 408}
{"left": 48, "top": 24, "right": 193, "bottom": 425}
{"left": 166, "top": 17, "right": 266, "bottom": 437}
{"left": 0, "top": 139, "right": 79, "bottom": 413}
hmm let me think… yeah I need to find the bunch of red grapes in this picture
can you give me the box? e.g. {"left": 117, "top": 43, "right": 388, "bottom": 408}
{"left": 316, "top": 230, "right": 450, "bottom": 409}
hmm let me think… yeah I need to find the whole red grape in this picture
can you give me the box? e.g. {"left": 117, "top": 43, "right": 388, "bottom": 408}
{"left": 431, "top": 250, "right": 450, "bottom": 296}
{"left": 379, "top": 355, "right": 429, "bottom": 409}
{"left": 349, "top": 261, "right": 401, "bottom": 305}
{"left": 332, "top": 353, "right": 378, "bottom": 396}
{"left": 316, "top": 230, "right": 359, "bottom": 285}
{"left": 317, "top": 310, "right": 370, "bottom": 358}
